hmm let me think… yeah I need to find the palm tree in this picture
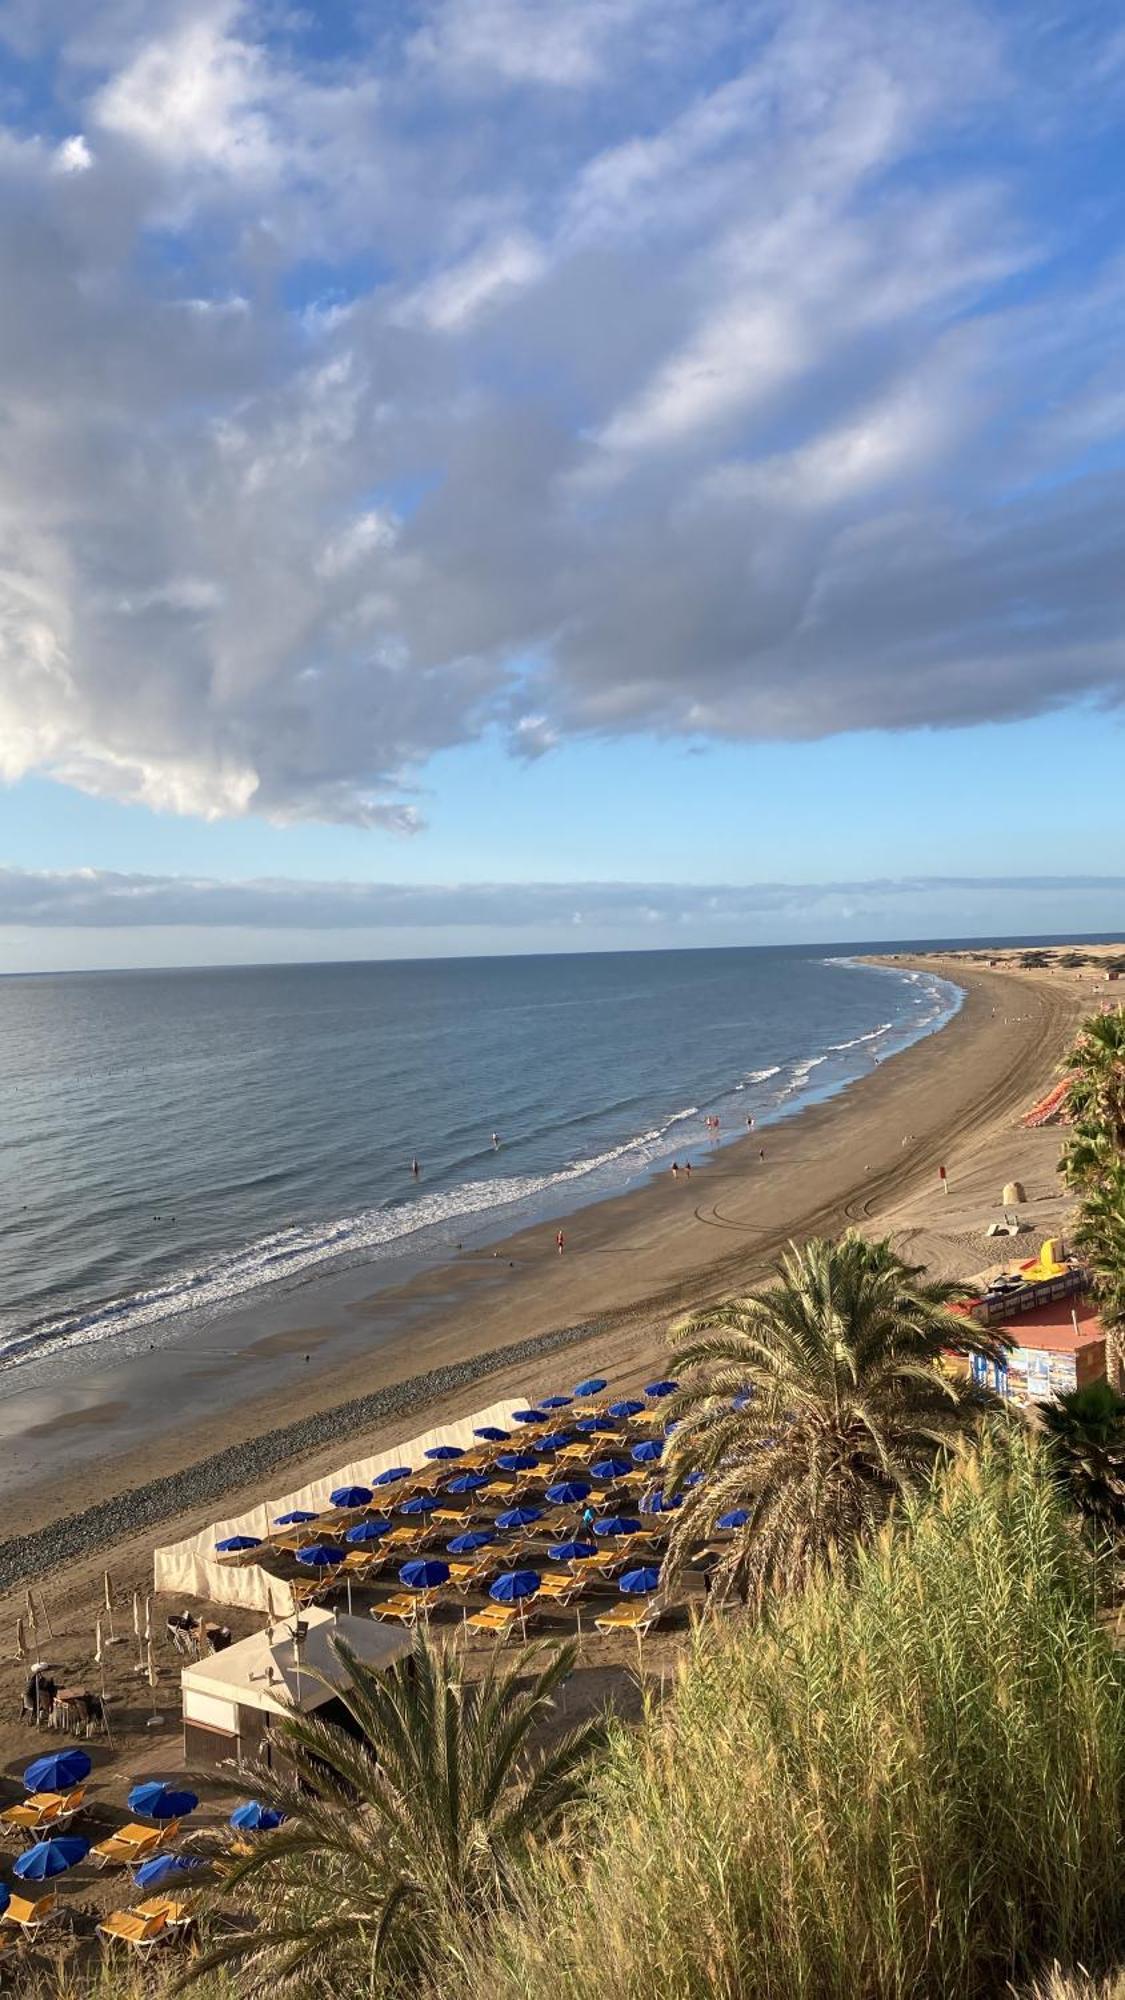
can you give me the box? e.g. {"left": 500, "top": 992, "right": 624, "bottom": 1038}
{"left": 662, "top": 1232, "right": 1010, "bottom": 1604}
{"left": 1063, "top": 1009, "right": 1125, "bottom": 1178}
{"left": 182, "top": 1630, "right": 601, "bottom": 1996}
{"left": 1038, "top": 1380, "right": 1125, "bottom": 1538}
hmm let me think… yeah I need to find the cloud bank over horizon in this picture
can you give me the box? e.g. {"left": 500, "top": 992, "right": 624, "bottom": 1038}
{"left": 1, "top": 1, "right": 1125, "bottom": 830}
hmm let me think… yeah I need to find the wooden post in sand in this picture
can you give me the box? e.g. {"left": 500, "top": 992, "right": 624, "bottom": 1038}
{"left": 14, "top": 1616, "right": 26, "bottom": 1661}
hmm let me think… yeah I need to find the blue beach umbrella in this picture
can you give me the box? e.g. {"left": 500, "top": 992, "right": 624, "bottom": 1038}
{"left": 400, "top": 1559, "right": 450, "bottom": 1590}
{"left": 511, "top": 1408, "right": 548, "bottom": 1425}
{"left": 589, "top": 1418, "right": 621, "bottom": 1434}
{"left": 733, "top": 1391, "right": 754, "bottom": 1411}
{"left": 608, "top": 1399, "right": 645, "bottom": 1420}
{"left": 400, "top": 1494, "right": 439, "bottom": 1515}
{"left": 619, "top": 1567, "right": 661, "bottom": 1595}
{"left": 495, "top": 1506, "right": 543, "bottom": 1530}
{"left": 445, "top": 1471, "right": 489, "bottom": 1493}
{"left": 128, "top": 1783, "right": 199, "bottom": 1821}
{"left": 346, "top": 1518, "right": 391, "bottom": 1544}
{"left": 215, "top": 1535, "right": 261, "bottom": 1552}
{"left": 536, "top": 1431, "right": 571, "bottom": 1452}
{"left": 329, "top": 1485, "right": 373, "bottom": 1509}
{"left": 573, "top": 1414, "right": 601, "bottom": 1432}
{"left": 275, "top": 1510, "right": 318, "bottom": 1526}
{"left": 640, "top": 1487, "right": 682, "bottom": 1514}
{"left": 425, "top": 1445, "right": 464, "bottom": 1461}
{"left": 573, "top": 1378, "right": 607, "bottom": 1398}
{"left": 719, "top": 1508, "right": 751, "bottom": 1529}
{"left": 230, "top": 1802, "right": 286, "bottom": 1833}
{"left": 295, "top": 1543, "right": 346, "bottom": 1567}
{"left": 133, "top": 1853, "right": 207, "bottom": 1891}
{"left": 684, "top": 1469, "right": 705, "bottom": 1489}
{"left": 545, "top": 1480, "right": 591, "bottom": 1506}
{"left": 592, "top": 1516, "right": 642, "bottom": 1537}
{"left": 14, "top": 1837, "right": 89, "bottom": 1881}
{"left": 547, "top": 1540, "right": 597, "bottom": 1562}
{"left": 489, "top": 1569, "right": 540, "bottom": 1603}
{"left": 0, "top": 1886, "right": 7, "bottom": 1917}
{"left": 448, "top": 1529, "right": 495, "bottom": 1554}
{"left": 645, "top": 1380, "right": 679, "bottom": 1399}
{"left": 497, "top": 1451, "right": 539, "bottom": 1472}
{"left": 632, "top": 1439, "right": 664, "bottom": 1465}
{"left": 591, "top": 1456, "right": 632, "bottom": 1481}
{"left": 375, "top": 1466, "right": 412, "bottom": 1486}
{"left": 474, "top": 1426, "right": 510, "bottom": 1442}
{"left": 540, "top": 1395, "right": 573, "bottom": 1409}
{"left": 24, "top": 1750, "right": 91, "bottom": 1793}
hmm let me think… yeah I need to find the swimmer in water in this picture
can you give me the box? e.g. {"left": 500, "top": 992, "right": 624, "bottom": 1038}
{"left": 411, "top": 1157, "right": 420, "bottom": 1177}
{"left": 491, "top": 1131, "right": 500, "bottom": 1148}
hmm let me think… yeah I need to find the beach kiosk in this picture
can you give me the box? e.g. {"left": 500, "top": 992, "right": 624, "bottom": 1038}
{"left": 180, "top": 1606, "right": 411, "bottom": 1770}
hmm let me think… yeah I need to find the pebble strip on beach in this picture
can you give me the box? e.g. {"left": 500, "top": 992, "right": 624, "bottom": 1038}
{"left": 0, "top": 1316, "right": 610, "bottom": 1595}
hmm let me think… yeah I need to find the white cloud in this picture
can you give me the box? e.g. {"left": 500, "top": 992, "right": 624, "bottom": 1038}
{"left": 93, "top": 8, "right": 276, "bottom": 177}
{"left": 53, "top": 133, "right": 93, "bottom": 173}
{"left": 405, "top": 233, "right": 548, "bottom": 331}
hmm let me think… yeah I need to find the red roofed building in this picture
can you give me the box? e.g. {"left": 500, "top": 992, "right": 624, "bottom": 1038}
{"left": 970, "top": 1294, "right": 1117, "bottom": 1404}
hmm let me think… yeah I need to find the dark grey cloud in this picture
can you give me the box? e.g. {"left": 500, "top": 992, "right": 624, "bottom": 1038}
{"left": 2, "top": 866, "right": 1123, "bottom": 931}
{"left": 1, "top": 1, "right": 1124, "bottom": 826}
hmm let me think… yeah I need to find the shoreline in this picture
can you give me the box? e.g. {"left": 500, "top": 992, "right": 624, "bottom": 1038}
{"left": 0, "top": 955, "right": 1084, "bottom": 1593}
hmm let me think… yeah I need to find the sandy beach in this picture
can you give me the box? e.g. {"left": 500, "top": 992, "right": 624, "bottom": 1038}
{"left": 0, "top": 952, "right": 1099, "bottom": 1656}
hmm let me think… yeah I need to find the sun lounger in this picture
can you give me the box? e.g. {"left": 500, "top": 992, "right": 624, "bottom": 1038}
{"left": 91, "top": 1819, "right": 180, "bottom": 1868}
{"left": 535, "top": 1573, "right": 587, "bottom": 1607}
{"left": 97, "top": 1910, "right": 170, "bottom": 1955}
{"left": 0, "top": 1793, "right": 69, "bottom": 1837}
{"left": 372, "top": 1591, "right": 437, "bottom": 1625}
{"left": 2, "top": 1892, "right": 58, "bottom": 1938}
{"left": 464, "top": 1602, "right": 538, "bottom": 1642}
{"left": 446, "top": 1560, "right": 493, "bottom": 1592}
{"left": 135, "top": 1893, "right": 198, "bottom": 1929}
{"left": 594, "top": 1599, "right": 661, "bottom": 1636}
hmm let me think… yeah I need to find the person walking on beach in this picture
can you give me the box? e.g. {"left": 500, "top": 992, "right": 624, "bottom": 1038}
{"left": 684, "top": 1160, "right": 692, "bottom": 1177}
{"left": 671, "top": 1161, "right": 679, "bottom": 1178}
{"left": 759, "top": 1147, "right": 765, "bottom": 1161}
{"left": 556, "top": 1229, "right": 565, "bottom": 1255}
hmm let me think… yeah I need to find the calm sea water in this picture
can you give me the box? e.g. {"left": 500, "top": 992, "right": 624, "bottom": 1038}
{"left": 0, "top": 947, "right": 961, "bottom": 1372}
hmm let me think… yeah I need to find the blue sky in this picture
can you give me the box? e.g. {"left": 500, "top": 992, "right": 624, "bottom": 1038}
{"left": 0, "top": 0, "right": 1123, "bottom": 968}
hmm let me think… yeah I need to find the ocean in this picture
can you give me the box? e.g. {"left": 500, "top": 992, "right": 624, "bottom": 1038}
{"left": 0, "top": 947, "right": 961, "bottom": 1374}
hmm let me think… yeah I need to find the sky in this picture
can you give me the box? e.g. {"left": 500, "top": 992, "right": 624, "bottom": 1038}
{"left": 0, "top": 0, "right": 1123, "bottom": 970}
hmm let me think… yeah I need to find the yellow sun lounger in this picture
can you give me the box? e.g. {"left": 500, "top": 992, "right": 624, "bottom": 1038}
{"left": 135, "top": 1893, "right": 198, "bottom": 1929}
{"left": 97, "top": 1910, "right": 170, "bottom": 1955}
{"left": 535, "top": 1573, "right": 587, "bottom": 1606}
{"left": 91, "top": 1820, "right": 180, "bottom": 1868}
{"left": 2, "top": 1892, "right": 58, "bottom": 1938}
{"left": 0, "top": 1785, "right": 85, "bottom": 1835}
{"left": 373, "top": 1591, "right": 435, "bottom": 1624}
{"left": 594, "top": 1599, "right": 660, "bottom": 1636}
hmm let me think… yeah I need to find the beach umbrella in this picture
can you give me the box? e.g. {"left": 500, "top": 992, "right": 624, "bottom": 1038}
{"left": 547, "top": 1540, "right": 597, "bottom": 1562}
{"left": 592, "top": 1516, "right": 642, "bottom": 1538}
{"left": 400, "top": 1559, "right": 450, "bottom": 1591}
{"left": 295, "top": 1543, "right": 347, "bottom": 1567}
{"left": 718, "top": 1508, "right": 751, "bottom": 1529}
{"left": 374, "top": 1466, "right": 412, "bottom": 1486}
{"left": 489, "top": 1570, "right": 540, "bottom": 1603}
{"left": 608, "top": 1399, "right": 645, "bottom": 1420}
{"left": 537, "top": 1432, "right": 571, "bottom": 1452}
{"left": 572, "top": 1414, "right": 599, "bottom": 1433}
{"left": 645, "top": 1380, "right": 679, "bottom": 1399}
{"left": 640, "top": 1487, "right": 682, "bottom": 1514}
{"left": 329, "top": 1485, "right": 373, "bottom": 1509}
{"left": 573, "top": 1378, "right": 607, "bottom": 1398}
{"left": 545, "top": 1480, "right": 591, "bottom": 1506}
{"left": 215, "top": 1535, "right": 261, "bottom": 1553}
{"left": 684, "top": 1470, "right": 705, "bottom": 1489}
{"left": 346, "top": 1518, "right": 391, "bottom": 1544}
{"left": 229, "top": 1802, "right": 286, "bottom": 1833}
{"left": 589, "top": 1418, "right": 621, "bottom": 1434}
{"left": 445, "top": 1471, "right": 489, "bottom": 1493}
{"left": 540, "top": 1395, "right": 573, "bottom": 1409}
{"left": 24, "top": 1750, "right": 91, "bottom": 1793}
{"left": 591, "top": 1456, "right": 632, "bottom": 1481}
{"left": 447, "top": 1529, "right": 495, "bottom": 1554}
{"left": 14, "top": 1837, "right": 89, "bottom": 1881}
{"left": 128, "top": 1783, "right": 199, "bottom": 1821}
{"left": 619, "top": 1567, "right": 660, "bottom": 1595}
{"left": 495, "top": 1506, "right": 543, "bottom": 1530}
{"left": 497, "top": 1451, "right": 539, "bottom": 1472}
{"left": 275, "top": 1510, "right": 318, "bottom": 1526}
{"left": 133, "top": 1853, "right": 207, "bottom": 1890}
{"left": 425, "top": 1445, "right": 464, "bottom": 1461}
{"left": 511, "top": 1408, "right": 548, "bottom": 1425}
{"left": 732, "top": 1391, "right": 754, "bottom": 1411}
{"left": 632, "top": 1439, "right": 664, "bottom": 1465}
{"left": 474, "top": 1427, "right": 510, "bottom": 1442}
{"left": 400, "top": 1494, "right": 439, "bottom": 1515}
{"left": 0, "top": 1886, "right": 7, "bottom": 1917}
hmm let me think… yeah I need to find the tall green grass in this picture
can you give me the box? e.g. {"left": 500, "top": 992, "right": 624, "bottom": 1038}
{"left": 467, "top": 1428, "right": 1125, "bottom": 2000}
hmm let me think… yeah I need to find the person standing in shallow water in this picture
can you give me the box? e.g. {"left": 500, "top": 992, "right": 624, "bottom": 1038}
{"left": 411, "top": 1158, "right": 420, "bottom": 1178}
{"left": 556, "top": 1229, "right": 565, "bottom": 1254}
